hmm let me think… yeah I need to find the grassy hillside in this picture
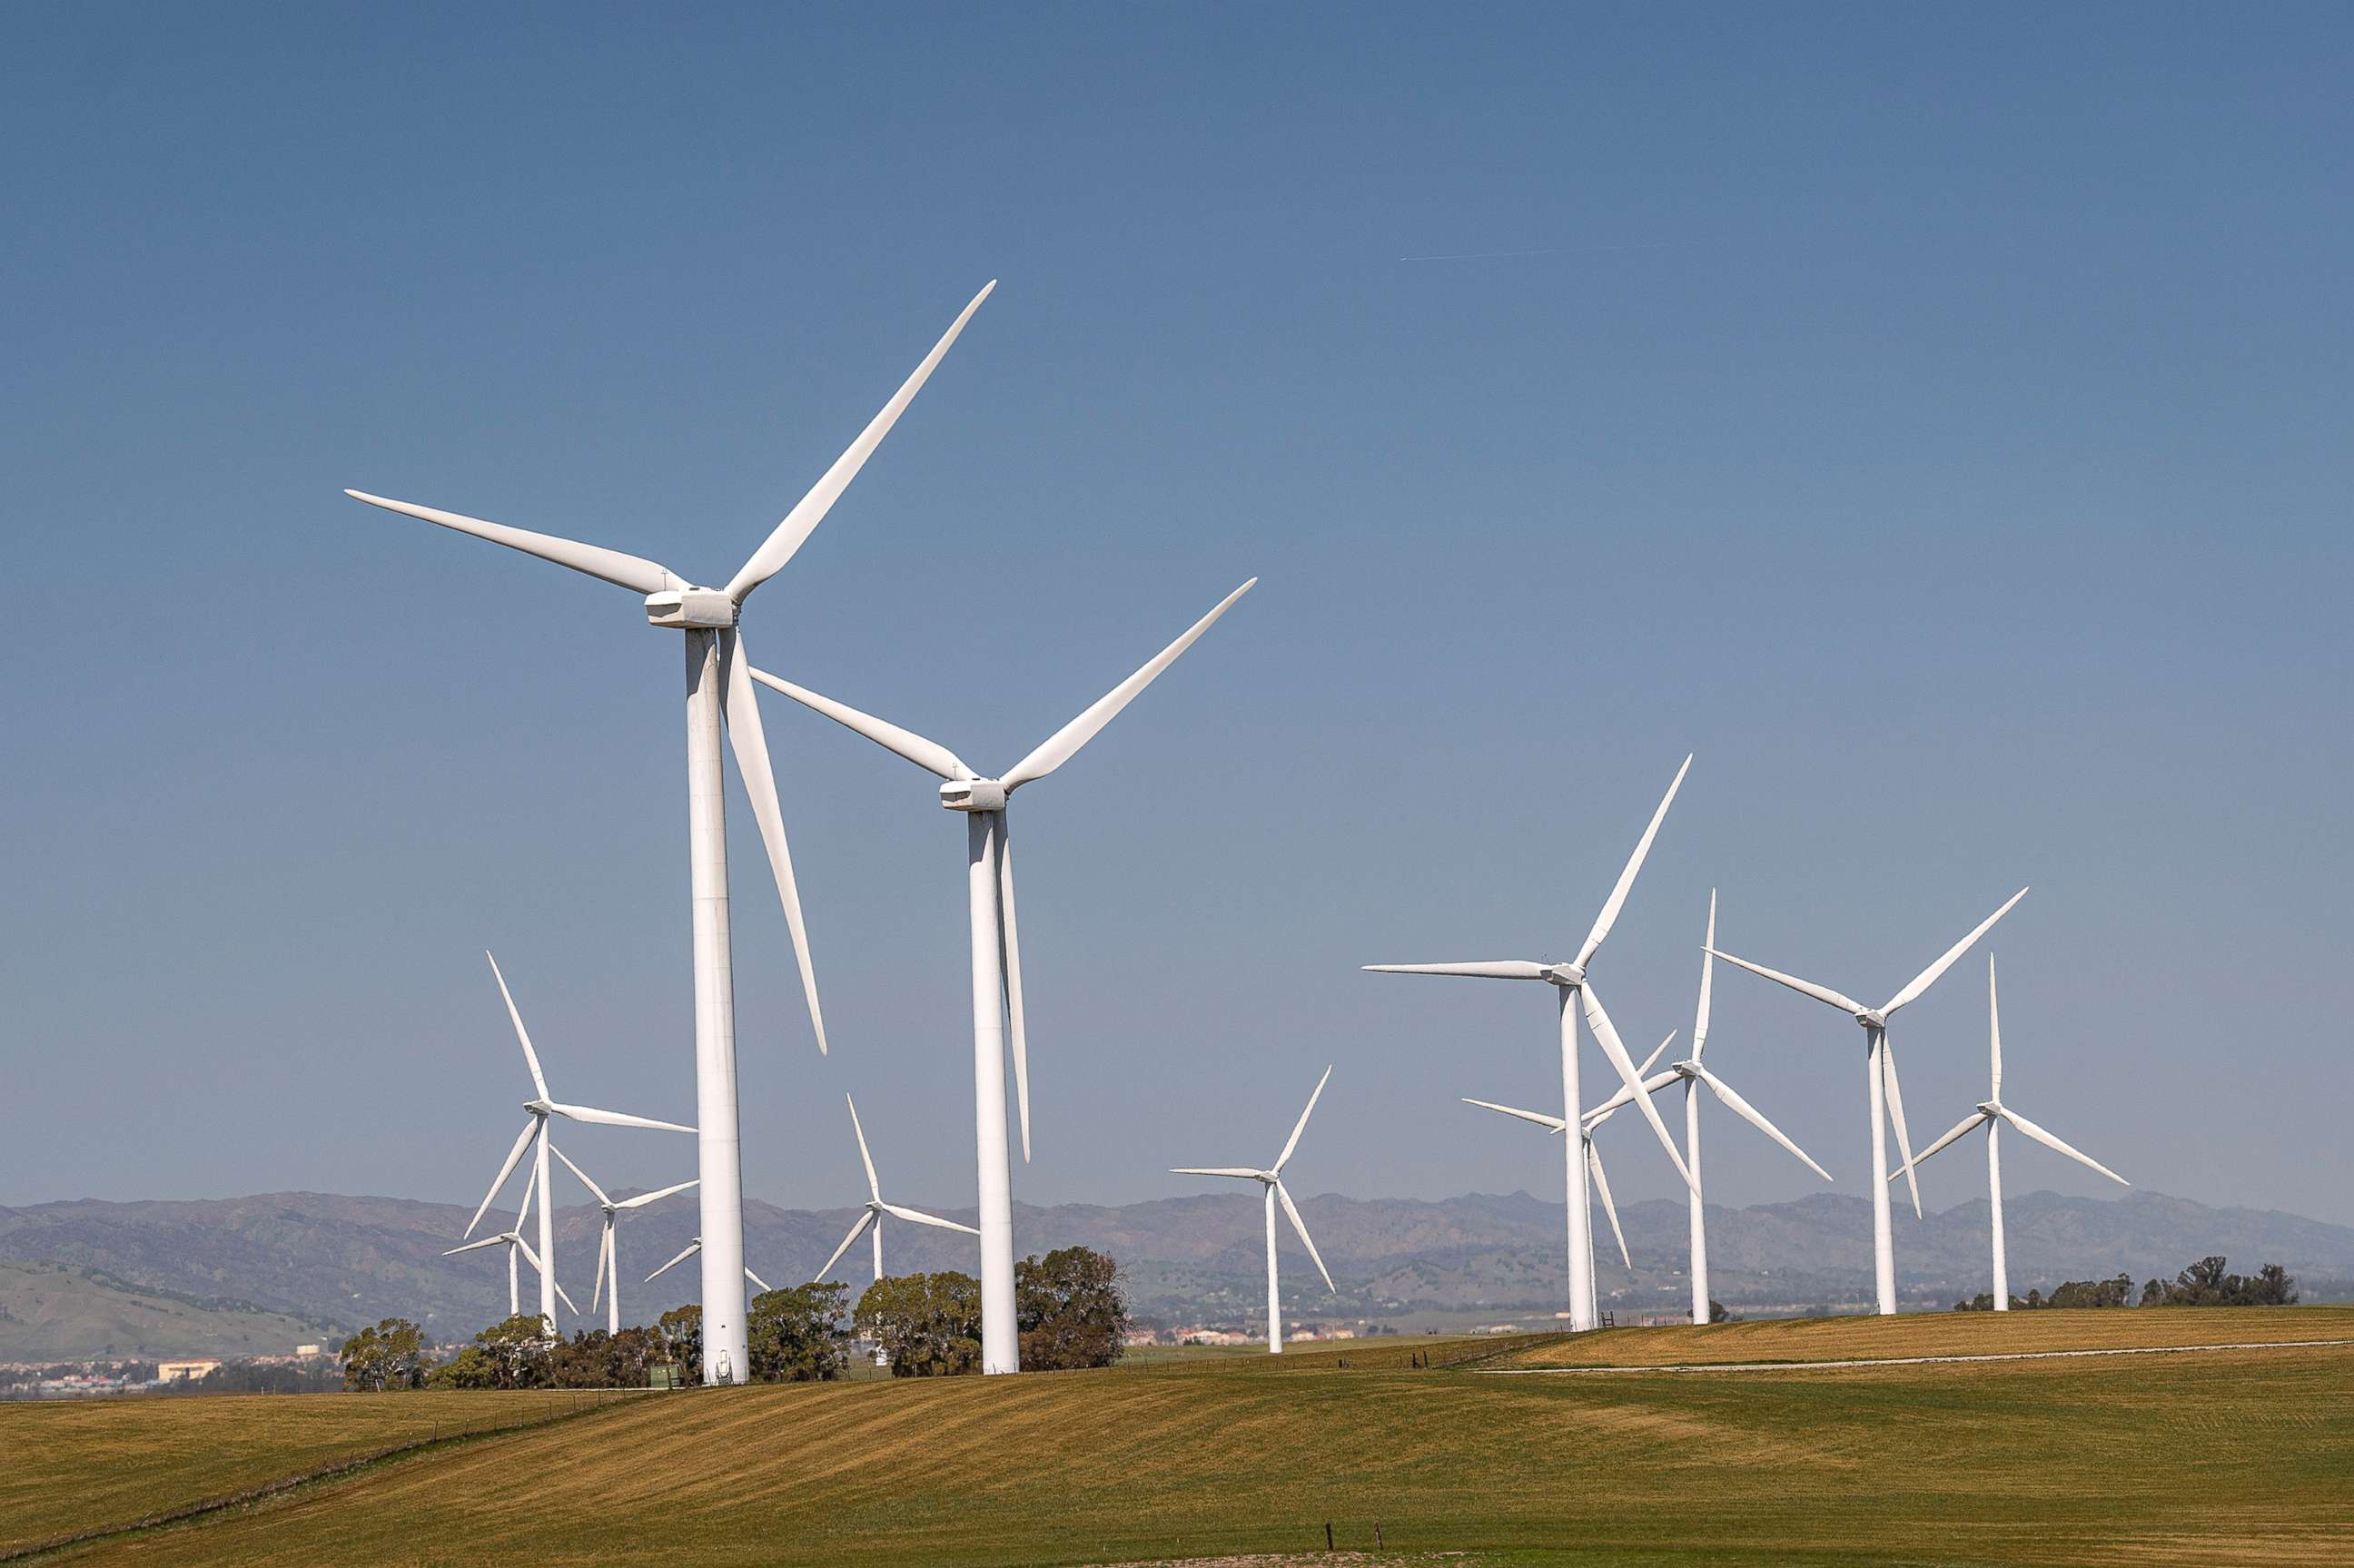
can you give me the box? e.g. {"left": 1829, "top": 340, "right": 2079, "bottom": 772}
{"left": 0, "top": 1261, "right": 334, "bottom": 1361}
{"left": 28, "top": 1309, "right": 2352, "bottom": 1566}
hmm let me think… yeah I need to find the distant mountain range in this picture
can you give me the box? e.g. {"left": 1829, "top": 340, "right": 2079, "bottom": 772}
{"left": 3, "top": 1187, "right": 2347, "bottom": 1358}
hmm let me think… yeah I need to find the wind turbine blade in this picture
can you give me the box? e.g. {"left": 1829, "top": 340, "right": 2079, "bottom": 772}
{"left": 846, "top": 1096, "right": 882, "bottom": 1200}
{"left": 998, "top": 812, "right": 1030, "bottom": 1162}
{"left": 512, "top": 1234, "right": 546, "bottom": 1274}
{"left": 725, "top": 281, "right": 996, "bottom": 605}
{"left": 1692, "top": 890, "right": 1716, "bottom": 1060}
{"left": 1000, "top": 578, "right": 1257, "bottom": 792}
{"left": 1583, "top": 1070, "right": 1682, "bottom": 1123}
{"left": 545, "top": 1102, "right": 696, "bottom": 1134}
{"left": 646, "top": 1240, "right": 700, "bottom": 1284}
{"left": 615, "top": 1178, "right": 700, "bottom": 1210}
{"left": 1361, "top": 961, "right": 1549, "bottom": 981}
{"left": 484, "top": 952, "right": 549, "bottom": 1099}
{"left": 1988, "top": 953, "right": 2003, "bottom": 1100}
{"left": 516, "top": 1147, "right": 539, "bottom": 1227}
{"left": 817, "top": 1211, "right": 875, "bottom": 1280}
{"left": 1274, "top": 1065, "right": 1332, "bottom": 1172}
{"left": 1881, "top": 1040, "right": 1923, "bottom": 1218}
{"left": 1883, "top": 888, "right": 2029, "bottom": 1017}
{"left": 1890, "top": 1111, "right": 1991, "bottom": 1181}
{"left": 1691, "top": 1063, "right": 1833, "bottom": 1181}
{"left": 746, "top": 1267, "right": 773, "bottom": 1294}
{"left": 442, "top": 1236, "right": 508, "bottom": 1257}
{"left": 549, "top": 1143, "right": 612, "bottom": 1209}
{"left": 1274, "top": 1182, "right": 1335, "bottom": 1293}
{"left": 465, "top": 1120, "right": 539, "bottom": 1238}
{"left": 1999, "top": 1108, "right": 2130, "bottom": 1186}
{"left": 1574, "top": 754, "right": 1693, "bottom": 971}
{"left": 1587, "top": 1141, "right": 1631, "bottom": 1269}
{"left": 1581, "top": 984, "right": 1696, "bottom": 1192}
{"left": 1638, "top": 1031, "right": 1678, "bottom": 1077}
{"left": 342, "top": 490, "right": 678, "bottom": 596}
{"left": 722, "top": 630, "right": 826, "bottom": 1055}
{"left": 1706, "top": 951, "right": 1869, "bottom": 1017}
{"left": 877, "top": 1202, "right": 982, "bottom": 1236}
{"left": 1461, "top": 1097, "right": 1569, "bottom": 1132}
{"left": 1168, "top": 1167, "right": 1266, "bottom": 1180}
{"left": 553, "top": 1277, "right": 579, "bottom": 1317}
{"left": 591, "top": 1223, "right": 610, "bottom": 1313}
{"left": 747, "top": 669, "right": 972, "bottom": 781}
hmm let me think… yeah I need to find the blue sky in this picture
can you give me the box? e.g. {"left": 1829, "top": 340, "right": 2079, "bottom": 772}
{"left": 3, "top": 5, "right": 2348, "bottom": 1230}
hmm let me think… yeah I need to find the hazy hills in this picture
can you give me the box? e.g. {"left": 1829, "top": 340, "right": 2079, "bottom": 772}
{"left": 3, "top": 1187, "right": 2347, "bottom": 1356}
{"left": 0, "top": 1260, "right": 337, "bottom": 1361}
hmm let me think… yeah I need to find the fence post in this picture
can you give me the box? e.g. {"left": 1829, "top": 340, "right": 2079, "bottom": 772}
{"left": 1325, "top": 1522, "right": 1334, "bottom": 1550}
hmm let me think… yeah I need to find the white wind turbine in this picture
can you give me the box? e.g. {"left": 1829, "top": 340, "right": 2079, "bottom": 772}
{"left": 443, "top": 1159, "right": 578, "bottom": 1322}
{"left": 460, "top": 952, "right": 693, "bottom": 1331}
{"left": 1893, "top": 955, "right": 2127, "bottom": 1311}
{"left": 549, "top": 1146, "right": 699, "bottom": 1336}
{"left": 751, "top": 577, "right": 1254, "bottom": 1373}
{"left": 816, "top": 1096, "right": 981, "bottom": 1283}
{"left": 646, "top": 1239, "right": 771, "bottom": 1297}
{"left": 350, "top": 283, "right": 993, "bottom": 1380}
{"left": 1170, "top": 1066, "right": 1337, "bottom": 1353}
{"left": 1708, "top": 886, "right": 2028, "bottom": 1316}
{"left": 1584, "top": 892, "right": 1835, "bottom": 1324}
{"left": 1463, "top": 1032, "right": 1679, "bottom": 1288}
{"left": 1364, "top": 757, "right": 1700, "bottom": 1332}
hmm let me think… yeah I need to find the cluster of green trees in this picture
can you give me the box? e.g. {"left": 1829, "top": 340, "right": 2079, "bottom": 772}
{"left": 1953, "top": 1257, "right": 2297, "bottom": 1312}
{"left": 343, "top": 1247, "right": 1130, "bottom": 1390}
{"left": 852, "top": 1247, "right": 1130, "bottom": 1376}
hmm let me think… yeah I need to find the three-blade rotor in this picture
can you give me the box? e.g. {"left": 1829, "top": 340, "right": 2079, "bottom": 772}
{"left": 817, "top": 1096, "right": 980, "bottom": 1281}
{"left": 1169, "top": 1065, "right": 1336, "bottom": 1293}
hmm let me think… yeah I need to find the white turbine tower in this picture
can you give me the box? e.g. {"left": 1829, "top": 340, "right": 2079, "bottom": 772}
{"left": 460, "top": 952, "right": 693, "bottom": 1332}
{"left": 817, "top": 1096, "right": 981, "bottom": 1283}
{"left": 1171, "top": 1065, "right": 1337, "bottom": 1354}
{"left": 1894, "top": 954, "right": 2128, "bottom": 1311}
{"left": 1364, "top": 757, "right": 1700, "bottom": 1332}
{"left": 1708, "top": 886, "right": 2028, "bottom": 1316}
{"left": 549, "top": 1146, "right": 699, "bottom": 1335}
{"left": 350, "top": 283, "right": 994, "bottom": 1380}
{"left": 443, "top": 1160, "right": 578, "bottom": 1321}
{"left": 750, "top": 577, "right": 1254, "bottom": 1373}
{"left": 1463, "top": 1032, "right": 1679, "bottom": 1289}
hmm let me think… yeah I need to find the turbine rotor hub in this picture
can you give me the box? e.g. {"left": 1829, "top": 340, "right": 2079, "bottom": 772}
{"left": 643, "top": 587, "right": 738, "bottom": 629}
{"left": 1543, "top": 962, "right": 1587, "bottom": 987}
{"left": 1855, "top": 1010, "right": 1887, "bottom": 1031}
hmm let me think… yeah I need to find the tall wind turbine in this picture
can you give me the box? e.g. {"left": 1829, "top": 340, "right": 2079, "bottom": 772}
{"left": 350, "top": 283, "right": 994, "bottom": 1380}
{"left": 1894, "top": 954, "right": 2127, "bottom": 1310}
{"left": 1170, "top": 1066, "right": 1337, "bottom": 1353}
{"left": 1709, "top": 886, "right": 2028, "bottom": 1315}
{"left": 461, "top": 952, "right": 692, "bottom": 1331}
{"left": 1364, "top": 757, "right": 1700, "bottom": 1332}
{"left": 443, "top": 1161, "right": 578, "bottom": 1322}
{"left": 816, "top": 1096, "right": 980, "bottom": 1283}
{"left": 1463, "top": 1032, "right": 1679, "bottom": 1288}
{"left": 751, "top": 578, "right": 1254, "bottom": 1372}
{"left": 549, "top": 1147, "right": 698, "bottom": 1335}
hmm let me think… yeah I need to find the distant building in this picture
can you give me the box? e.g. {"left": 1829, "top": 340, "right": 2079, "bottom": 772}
{"left": 294, "top": 1344, "right": 323, "bottom": 1358}
{"left": 155, "top": 1358, "right": 221, "bottom": 1383}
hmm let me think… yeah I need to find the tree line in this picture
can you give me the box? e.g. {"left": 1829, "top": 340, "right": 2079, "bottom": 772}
{"left": 344, "top": 1246, "right": 1130, "bottom": 1391}
{"left": 1953, "top": 1256, "right": 2299, "bottom": 1312}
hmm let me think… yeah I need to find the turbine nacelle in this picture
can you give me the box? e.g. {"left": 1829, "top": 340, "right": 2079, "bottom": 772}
{"left": 939, "top": 777, "right": 1008, "bottom": 813}
{"left": 523, "top": 1098, "right": 553, "bottom": 1117}
{"left": 1976, "top": 1100, "right": 2001, "bottom": 1117}
{"left": 643, "top": 587, "right": 738, "bottom": 629}
{"left": 1855, "top": 1009, "right": 1888, "bottom": 1031}
{"left": 1542, "top": 962, "right": 1587, "bottom": 988}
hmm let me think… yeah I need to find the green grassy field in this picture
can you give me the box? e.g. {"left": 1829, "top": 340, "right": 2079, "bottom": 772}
{"left": 15, "top": 1309, "right": 2352, "bottom": 1567}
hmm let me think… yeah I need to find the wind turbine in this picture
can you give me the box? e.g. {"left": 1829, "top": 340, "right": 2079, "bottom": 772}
{"left": 549, "top": 1146, "right": 699, "bottom": 1335}
{"left": 816, "top": 1096, "right": 980, "bottom": 1283}
{"left": 1463, "top": 1032, "right": 1679, "bottom": 1287}
{"left": 1892, "top": 954, "right": 2127, "bottom": 1311}
{"left": 443, "top": 1160, "right": 578, "bottom": 1322}
{"left": 1364, "top": 757, "right": 1700, "bottom": 1332}
{"left": 350, "top": 283, "right": 994, "bottom": 1381}
{"left": 1708, "top": 886, "right": 2028, "bottom": 1315}
{"left": 460, "top": 952, "right": 693, "bottom": 1331}
{"left": 750, "top": 577, "right": 1255, "bottom": 1373}
{"left": 1170, "top": 1065, "right": 1337, "bottom": 1354}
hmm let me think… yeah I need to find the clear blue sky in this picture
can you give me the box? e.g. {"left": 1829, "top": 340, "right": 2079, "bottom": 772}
{"left": 4, "top": 5, "right": 2348, "bottom": 1228}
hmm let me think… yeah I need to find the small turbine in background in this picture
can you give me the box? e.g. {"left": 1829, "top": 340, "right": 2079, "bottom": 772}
{"left": 1171, "top": 1065, "right": 1338, "bottom": 1354}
